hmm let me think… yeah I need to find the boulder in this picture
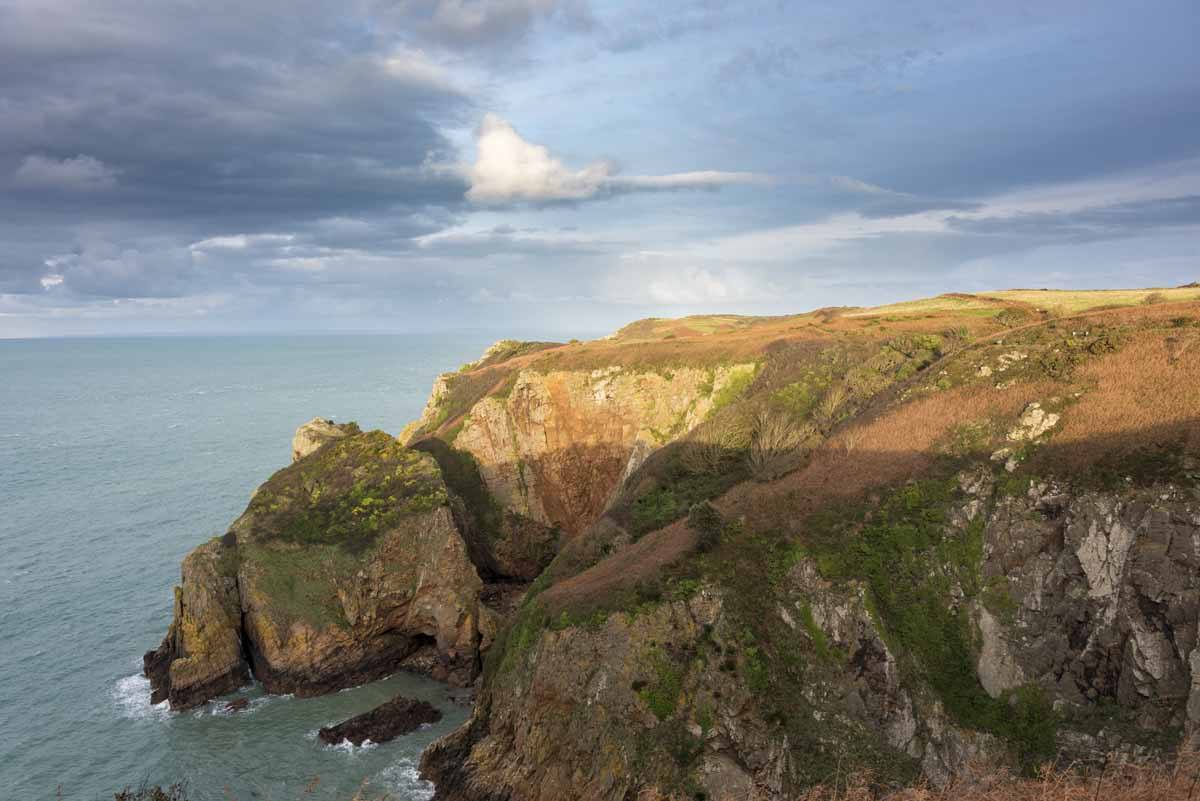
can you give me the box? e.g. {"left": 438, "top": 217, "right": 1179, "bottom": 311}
{"left": 318, "top": 695, "right": 442, "bottom": 746}
{"left": 291, "top": 418, "right": 359, "bottom": 462}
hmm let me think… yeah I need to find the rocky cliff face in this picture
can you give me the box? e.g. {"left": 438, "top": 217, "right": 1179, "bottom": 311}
{"left": 416, "top": 303, "right": 1200, "bottom": 799}
{"left": 141, "top": 297, "right": 1200, "bottom": 798}
{"left": 143, "top": 539, "right": 248, "bottom": 709}
{"left": 146, "top": 428, "right": 493, "bottom": 709}
{"left": 403, "top": 353, "right": 758, "bottom": 579}
{"left": 975, "top": 475, "right": 1200, "bottom": 736}
{"left": 451, "top": 365, "right": 756, "bottom": 539}
{"left": 421, "top": 470, "right": 1200, "bottom": 800}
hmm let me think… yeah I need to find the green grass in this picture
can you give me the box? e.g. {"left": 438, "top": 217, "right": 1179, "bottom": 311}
{"left": 247, "top": 431, "right": 447, "bottom": 555}
{"left": 636, "top": 647, "right": 684, "bottom": 720}
{"left": 983, "top": 287, "right": 1200, "bottom": 313}
{"left": 803, "top": 476, "right": 1058, "bottom": 771}
{"left": 627, "top": 449, "right": 748, "bottom": 537}
{"left": 242, "top": 542, "right": 356, "bottom": 629}
{"left": 708, "top": 365, "right": 757, "bottom": 414}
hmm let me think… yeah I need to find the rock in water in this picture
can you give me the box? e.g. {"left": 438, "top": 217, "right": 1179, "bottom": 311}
{"left": 291, "top": 418, "right": 359, "bottom": 462}
{"left": 146, "top": 428, "right": 497, "bottom": 709}
{"left": 224, "top": 698, "right": 249, "bottom": 712}
{"left": 318, "top": 695, "right": 442, "bottom": 746}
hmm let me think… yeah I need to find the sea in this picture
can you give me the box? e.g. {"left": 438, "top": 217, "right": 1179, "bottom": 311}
{"left": 0, "top": 334, "right": 530, "bottom": 801}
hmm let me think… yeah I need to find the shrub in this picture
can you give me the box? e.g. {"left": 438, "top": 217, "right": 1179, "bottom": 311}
{"left": 687, "top": 502, "right": 724, "bottom": 552}
{"left": 747, "top": 409, "right": 816, "bottom": 481}
{"left": 996, "top": 308, "right": 1030, "bottom": 328}
{"left": 814, "top": 383, "right": 848, "bottom": 427}
{"left": 679, "top": 414, "right": 751, "bottom": 475}
{"left": 709, "top": 366, "right": 757, "bottom": 413}
{"left": 1142, "top": 291, "right": 1168, "bottom": 305}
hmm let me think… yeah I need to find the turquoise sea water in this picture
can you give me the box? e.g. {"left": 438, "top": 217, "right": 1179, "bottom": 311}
{"left": 0, "top": 334, "right": 506, "bottom": 801}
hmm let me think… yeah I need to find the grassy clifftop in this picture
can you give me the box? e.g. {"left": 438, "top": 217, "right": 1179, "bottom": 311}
{"left": 426, "top": 288, "right": 1200, "bottom": 800}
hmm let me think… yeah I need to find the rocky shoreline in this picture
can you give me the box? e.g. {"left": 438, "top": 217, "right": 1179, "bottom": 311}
{"left": 141, "top": 304, "right": 1200, "bottom": 799}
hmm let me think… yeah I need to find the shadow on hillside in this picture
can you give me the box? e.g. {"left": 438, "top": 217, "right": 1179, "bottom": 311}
{"left": 535, "top": 416, "right": 1200, "bottom": 612}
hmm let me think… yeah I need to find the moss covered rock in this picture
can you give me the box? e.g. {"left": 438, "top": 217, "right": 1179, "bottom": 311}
{"left": 145, "top": 428, "right": 493, "bottom": 708}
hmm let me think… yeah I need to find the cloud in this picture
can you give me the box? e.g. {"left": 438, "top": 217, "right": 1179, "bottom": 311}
{"left": 378, "top": 0, "right": 593, "bottom": 49}
{"left": 189, "top": 234, "right": 296, "bottom": 252}
{"left": 379, "top": 47, "right": 464, "bottom": 94}
{"left": 465, "top": 114, "right": 770, "bottom": 204}
{"left": 13, "top": 154, "right": 119, "bottom": 191}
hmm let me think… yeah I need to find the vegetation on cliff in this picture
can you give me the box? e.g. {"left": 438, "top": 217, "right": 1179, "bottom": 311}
{"left": 144, "top": 288, "right": 1200, "bottom": 799}
{"left": 146, "top": 428, "right": 489, "bottom": 708}
{"left": 245, "top": 431, "right": 446, "bottom": 554}
{"left": 420, "top": 290, "right": 1200, "bottom": 800}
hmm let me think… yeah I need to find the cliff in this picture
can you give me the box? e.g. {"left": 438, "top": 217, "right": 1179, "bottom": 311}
{"left": 414, "top": 295, "right": 1200, "bottom": 799}
{"left": 143, "top": 289, "right": 1200, "bottom": 800}
{"left": 145, "top": 430, "right": 494, "bottom": 708}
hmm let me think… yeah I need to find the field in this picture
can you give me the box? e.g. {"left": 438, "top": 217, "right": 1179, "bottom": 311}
{"left": 982, "top": 286, "right": 1200, "bottom": 313}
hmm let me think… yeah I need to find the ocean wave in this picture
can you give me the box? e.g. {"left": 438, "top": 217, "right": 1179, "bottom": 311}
{"left": 326, "top": 737, "right": 378, "bottom": 754}
{"left": 379, "top": 757, "right": 434, "bottom": 801}
{"left": 112, "top": 673, "right": 170, "bottom": 721}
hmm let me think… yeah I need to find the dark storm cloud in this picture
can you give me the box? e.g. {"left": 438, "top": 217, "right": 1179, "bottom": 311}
{"left": 0, "top": 1, "right": 473, "bottom": 227}
{"left": 0, "top": 0, "right": 587, "bottom": 307}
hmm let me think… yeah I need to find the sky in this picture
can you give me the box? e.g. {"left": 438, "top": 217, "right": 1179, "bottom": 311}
{"left": 1, "top": 0, "right": 1198, "bottom": 338}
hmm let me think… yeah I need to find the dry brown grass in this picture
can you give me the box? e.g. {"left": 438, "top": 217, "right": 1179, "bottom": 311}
{"left": 1038, "top": 331, "right": 1200, "bottom": 471}
{"left": 723, "top": 380, "right": 1052, "bottom": 530}
{"left": 541, "top": 517, "right": 696, "bottom": 610}
{"left": 520, "top": 299, "right": 1007, "bottom": 373}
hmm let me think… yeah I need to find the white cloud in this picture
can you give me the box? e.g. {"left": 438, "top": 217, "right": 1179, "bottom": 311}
{"left": 13, "top": 154, "right": 119, "bottom": 191}
{"left": 40, "top": 273, "right": 64, "bottom": 289}
{"left": 380, "top": 47, "right": 462, "bottom": 93}
{"left": 600, "top": 261, "right": 766, "bottom": 305}
{"left": 465, "top": 113, "right": 770, "bottom": 204}
{"left": 189, "top": 233, "right": 295, "bottom": 251}
{"left": 827, "top": 175, "right": 904, "bottom": 196}
{"left": 622, "top": 157, "right": 1200, "bottom": 268}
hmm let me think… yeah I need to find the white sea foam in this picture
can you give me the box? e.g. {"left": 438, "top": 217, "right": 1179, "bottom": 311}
{"left": 112, "top": 673, "right": 170, "bottom": 720}
{"left": 379, "top": 757, "right": 434, "bottom": 801}
{"left": 326, "top": 737, "right": 378, "bottom": 754}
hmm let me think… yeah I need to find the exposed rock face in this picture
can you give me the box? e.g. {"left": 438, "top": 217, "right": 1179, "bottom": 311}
{"left": 143, "top": 539, "right": 249, "bottom": 709}
{"left": 975, "top": 476, "right": 1200, "bottom": 734}
{"left": 451, "top": 365, "right": 756, "bottom": 538}
{"left": 318, "top": 695, "right": 442, "bottom": 745}
{"left": 422, "top": 472, "right": 1200, "bottom": 799}
{"left": 422, "top": 573, "right": 998, "bottom": 800}
{"left": 291, "top": 418, "right": 358, "bottom": 462}
{"left": 146, "top": 429, "right": 494, "bottom": 709}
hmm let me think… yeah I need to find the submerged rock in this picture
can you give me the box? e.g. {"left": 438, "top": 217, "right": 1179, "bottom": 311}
{"left": 318, "top": 695, "right": 442, "bottom": 746}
